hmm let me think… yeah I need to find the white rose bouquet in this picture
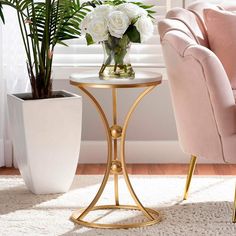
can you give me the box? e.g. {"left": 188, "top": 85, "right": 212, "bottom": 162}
{"left": 81, "top": 0, "right": 156, "bottom": 79}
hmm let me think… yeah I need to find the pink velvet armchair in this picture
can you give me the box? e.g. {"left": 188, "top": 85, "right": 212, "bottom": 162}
{"left": 158, "top": 1, "right": 236, "bottom": 222}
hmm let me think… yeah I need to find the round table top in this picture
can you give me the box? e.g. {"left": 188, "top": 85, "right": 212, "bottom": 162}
{"left": 69, "top": 71, "right": 162, "bottom": 88}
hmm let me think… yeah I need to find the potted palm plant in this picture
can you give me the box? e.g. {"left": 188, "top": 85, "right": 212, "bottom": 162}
{"left": 0, "top": 0, "right": 90, "bottom": 194}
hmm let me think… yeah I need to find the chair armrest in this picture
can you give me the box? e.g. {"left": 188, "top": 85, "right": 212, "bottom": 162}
{"left": 161, "top": 30, "right": 236, "bottom": 161}
{"left": 185, "top": 45, "right": 236, "bottom": 136}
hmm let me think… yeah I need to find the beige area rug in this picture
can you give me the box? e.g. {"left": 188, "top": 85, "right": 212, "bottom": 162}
{"left": 0, "top": 175, "right": 236, "bottom": 236}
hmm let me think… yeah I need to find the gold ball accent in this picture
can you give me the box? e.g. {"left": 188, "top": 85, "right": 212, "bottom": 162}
{"left": 110, "top": 125, "right": 122, "bottom": 139}
{"left": 111, "top": 161, "right": 122, "bottom": 174}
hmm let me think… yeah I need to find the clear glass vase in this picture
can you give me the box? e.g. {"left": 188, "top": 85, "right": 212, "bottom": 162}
{"left": 99, "top": 36, "right": 135, "bottom": 80}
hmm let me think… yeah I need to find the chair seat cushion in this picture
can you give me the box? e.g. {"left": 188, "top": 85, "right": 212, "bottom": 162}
{"left": 204, "top": 8, "right": 236, "bottom": 89}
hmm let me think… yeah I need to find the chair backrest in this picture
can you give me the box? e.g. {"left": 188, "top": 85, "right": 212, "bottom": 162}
{"left": 158, "top": 1, "right": 236, "bottom": 163}
{"left": 164, "top": 7, "right": 209, "bottom": 47}
{"left": 161, "top": 1, "right": 236, "bottom": 48}
{"left": 187, "top": 1, "right": 236, "bottom": 44}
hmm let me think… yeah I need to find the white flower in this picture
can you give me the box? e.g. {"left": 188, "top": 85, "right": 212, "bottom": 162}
{"left": 135, "top": 15, "right": 154, "bottom": 42}
{"left": 80, "top": 12, "right": 93, "bottom": 34}
{"left": 93, "top": 5, "right": 113, "bottom": 18}
{"left": 80, "top": 5, "right": 113, "bottom": 42}
{"left": 116, "top": 3, "right": 147, "bottom": 20}
{"left": 108, "top": 11, "right": 130, "bottom": 38}
{"left": 87, "top": 16, "right": 109, "bottom": 42}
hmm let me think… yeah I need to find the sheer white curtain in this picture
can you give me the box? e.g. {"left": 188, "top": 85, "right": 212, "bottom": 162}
{"left": 0, "top": 8, "right": 29, "bottom": 167}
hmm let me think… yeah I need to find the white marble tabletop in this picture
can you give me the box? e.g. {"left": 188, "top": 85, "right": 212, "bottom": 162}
{"left": 70, "top": 71, "right": 162, "bottom": 88}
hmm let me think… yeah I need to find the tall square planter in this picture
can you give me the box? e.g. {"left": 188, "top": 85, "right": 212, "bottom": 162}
{"left": 7, "top": 90, "right": 82, "bottom": 194}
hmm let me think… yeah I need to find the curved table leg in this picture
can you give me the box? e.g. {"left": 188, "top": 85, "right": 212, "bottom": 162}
{"left": 120, "top": 86, "right": 156, "bottom": 221}
{"left": 71, "top": 86, "right": 113, "bottom": 220}
{"left": 71, "top": 85, "right": 161, "bottom": 229}
{"left": 112, "top": 88, "right": 120, "bottom": 206}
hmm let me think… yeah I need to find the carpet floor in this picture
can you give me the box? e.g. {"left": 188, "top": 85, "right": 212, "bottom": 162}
{"left": 0, "top": 175, "right": 236, "bottom": 236}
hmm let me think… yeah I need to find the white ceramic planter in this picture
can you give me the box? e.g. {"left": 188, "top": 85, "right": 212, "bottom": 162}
{"left": 7, "top": 91, "right": 82, "bottom": 194}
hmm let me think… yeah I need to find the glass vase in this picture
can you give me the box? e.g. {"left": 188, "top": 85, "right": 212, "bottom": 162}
{"left": 99, "top": 36, "right": 135, "bottom": 80}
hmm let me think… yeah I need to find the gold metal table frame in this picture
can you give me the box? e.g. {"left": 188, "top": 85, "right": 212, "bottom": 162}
{"left": 70, "top": 74, "right": 162, "bottom": 229}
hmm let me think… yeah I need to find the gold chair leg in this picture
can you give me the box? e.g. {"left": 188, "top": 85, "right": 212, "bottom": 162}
{"left": 233, "top": 184, "right": 236, "bottom": 223}
{"left": 183, "top": 155, "right": 197, "bottom": 200}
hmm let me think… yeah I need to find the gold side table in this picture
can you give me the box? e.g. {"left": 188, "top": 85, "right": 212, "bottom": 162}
{"left": 70, "top": 71, "right": 162, "bottom": 229}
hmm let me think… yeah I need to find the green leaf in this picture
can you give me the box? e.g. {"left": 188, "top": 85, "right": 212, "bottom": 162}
{"left": 147, "top": 10, "right": 156, "bottom": 14}
{"left": 85, "top": 33, "right": 94, "bottom": 45}
{"left": 131, "top": 2, "right": 156, "bottom": 19}
{"left": 57, "top": 40, "right": 68, "bottom": 46}
{"left": 104, "top": 0, "right": 126, "bottom": 6}
{"left": 131, "top": 16, "right": 139, "bottom": 25}
{"left": 0, "top": 4, "right": 5, "bottom": 23}
{"left": 132, "top": 2, "right": 154, "bottom": 9}
{"left": 126, "top": 25, "right": 141, "bottom": 43}
{"left": 118, "top": 34, "right": 129, "bottom": 48}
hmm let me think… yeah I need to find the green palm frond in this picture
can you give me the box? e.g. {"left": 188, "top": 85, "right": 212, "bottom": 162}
{"left": 28, "top": 0, "right": 91, "bottom": 46}
{"left": 132, "top": 1, "right": 155, "bottom": 18}
{"left": 0, "top": 0, "right": 89, "bottom": 99}
{"left": 85, "top": 0, "right": 102, "bottom": 7}
{"left": 104, "top": 0, "right": 126, "bottom": 6}
{"left": 54, "top": 1, "right": 91, "bottom": 44}
{"left": 0, "top": 3, "right": 4, "bottom": 23}
{"left": 0, "top": 0, "right": 31, "bottom": 16}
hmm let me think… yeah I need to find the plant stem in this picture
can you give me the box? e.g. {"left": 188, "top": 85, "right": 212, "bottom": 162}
{"left": 19, "top": 12, "right": 33, "bottom": 67}
{"left": 15, "top": 5, "right": 30, "bottom": 64}
{"left": 44, "top": 0, "right": 51, "bottom": 89}
{"left": 99, "top": 54, "right": 112, "bottom": 74}
{"left": 26, "top": 7, "right": 38, "bottom": 76}
{"left": 114, "top": 63, "right": 117, "bottom": 73}
{"left": 51, "top": 0, "right": 59, "bottom": 46}
{"left": 30, "top": 1, "right": 44, "bottom": 71}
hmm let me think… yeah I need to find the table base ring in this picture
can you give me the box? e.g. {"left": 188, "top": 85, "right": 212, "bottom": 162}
{"left": 70, "top": 205, "right": 161, "bottom": 229}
